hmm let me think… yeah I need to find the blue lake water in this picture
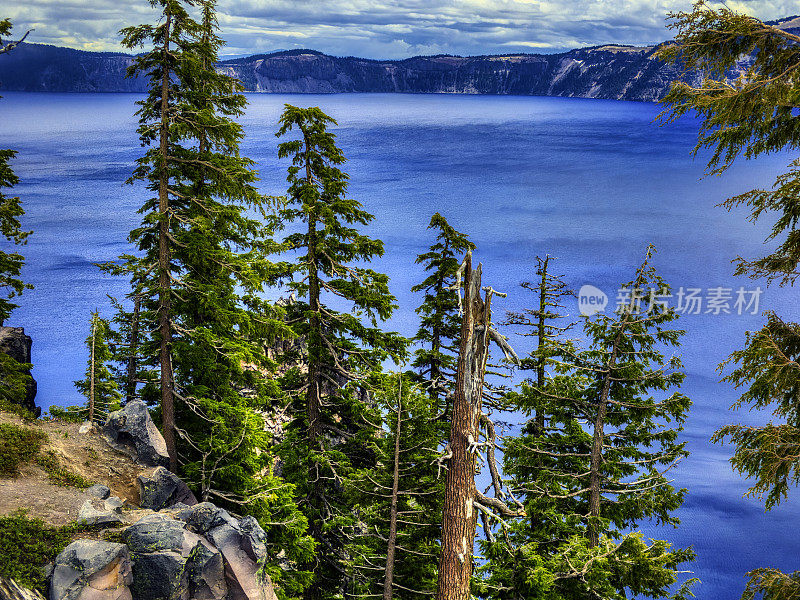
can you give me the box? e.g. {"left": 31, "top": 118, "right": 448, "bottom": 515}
{"left": 1, "top": 91, "right": 798, "bottom": 598}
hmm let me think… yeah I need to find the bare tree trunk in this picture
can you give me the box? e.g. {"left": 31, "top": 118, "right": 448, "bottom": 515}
{"left": 89, "top": 314, "right": 97, "bottom": 424}
{"left": 158, "top": 11, "right": 177, "bottom": 473}
{"left": 0, "top": 576, "right": 45, "bottom": 600}
{"left": 436, "top": 253, "right": 490, "bottom": 600}
{"left": 125, "top": 297, "right": 140, "bottom": 404}
{"left": 383, "top": 375, "right": 403, "bottom": 600}
{"left": 0, "top": 29, "right": 33, "bottom": 56}
{"left": 535, "top": 256, "right": 550, "bottom": 434}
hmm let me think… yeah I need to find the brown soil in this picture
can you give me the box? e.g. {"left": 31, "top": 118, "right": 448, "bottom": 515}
{"left": 0, "top": 412, "right": 153, "bottom": 526}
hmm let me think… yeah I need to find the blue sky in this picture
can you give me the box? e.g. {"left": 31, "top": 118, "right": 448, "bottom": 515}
{"left": 3, "top": 0, "right": 796, "bottom": 59}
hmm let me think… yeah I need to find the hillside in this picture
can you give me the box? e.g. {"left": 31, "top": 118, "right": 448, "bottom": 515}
{"left": 0, "top": 41, "right": 696, "bottom": 101}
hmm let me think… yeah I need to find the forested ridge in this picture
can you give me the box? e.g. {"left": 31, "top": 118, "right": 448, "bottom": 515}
{"left": 0, "top": 15, "right": 796, "bottom": 101}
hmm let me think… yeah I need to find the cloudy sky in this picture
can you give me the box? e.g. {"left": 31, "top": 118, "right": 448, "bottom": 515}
{"left": 3, "top": 0, "right": 797, "bottom": 58}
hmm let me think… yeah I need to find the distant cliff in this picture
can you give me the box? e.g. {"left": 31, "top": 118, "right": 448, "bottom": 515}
{"left": 0, "top": 43, "right": 685, "bottom": 101}
{"left": 3, "top": 16, "right": 800, "bottom": 101}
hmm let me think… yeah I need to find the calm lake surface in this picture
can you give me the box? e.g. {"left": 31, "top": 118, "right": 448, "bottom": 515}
{"left": 2, "top": 91, "right": 798, "bottom": 598}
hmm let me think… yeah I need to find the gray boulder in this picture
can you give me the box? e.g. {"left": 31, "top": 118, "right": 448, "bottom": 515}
{"left": 186, "top": 542, "right": 227, "bottom": 600}
{"left": 122, "top": 514, "right": 186, "bottom": 554}
{"left": 128, "top": 551, "right": 187, "bottom": 600}
{"left": 77, "top": 498, "right": 124, "bottom": 527}
{"left": 85, "top": 485, "right": 111, "bottom": 500}
{"left": 123, "top": 515, "right": 227, "bottom": 600}
{"left": 138, "top": 467, "right": 197, "bottom": 511}
{"left": 207, "top": 523, "right": 277, "bottom": 600}
{"left": 0, "top": 326, "right": 38, "bottom": 417}
{"left": 177, "top": 502, "right": 236, "bottom": 535}
{"left": 238, "top": 516, "right": 267, "bottom": 563}
{"left": 103, "top": 401, "right": 169, "bottom": 468}
{"left": 50, "top": 540, "right": 133, "bottom": 600}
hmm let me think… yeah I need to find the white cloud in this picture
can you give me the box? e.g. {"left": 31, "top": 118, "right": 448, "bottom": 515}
{"left": 1, "top": 0, "right": 794, "bottom": 58}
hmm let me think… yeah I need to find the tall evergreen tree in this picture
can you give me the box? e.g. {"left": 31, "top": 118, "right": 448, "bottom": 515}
{"left": 484, "top": 249, "right": 696, "bottom": 600}
{"left": 273, "top": 104, "right": 407, "bottom": 600}
{"left": 121, "top": 4, "right": 314, "bottom": 596}
{"left": 74, "top": 311, "right": 122, "bottom": 424}
{"left": 106, "top": 291, "right": 151, "bottom": 404}
{"left": 0, "top": 19, "right": 34, "bottom": 408}
{"left": 0, "top": 19, "right": 32, "bottom": 327}
{"left": 504, "top": 255, "right": 574, "bottom": 433}
{"left": 660, "top": 4, "right": 800, "bottom": 598}
{"left": 121, "top": 0, "right": 201, "bottom": 471}
{"left": 412, "top": 213, "right": 475, "bottom": 411}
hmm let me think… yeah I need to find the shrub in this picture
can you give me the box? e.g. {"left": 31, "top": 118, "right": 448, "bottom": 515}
{"left": 35, "top": 450, "right": 92, "bottom": 489}
{"left": 47, "top": 405, "right": 85, "bottom": 423}
{"left": 0, "top": 511, "right": 87, "bottom": 594}
{"left": 0, "top": 423, "right": 46, "bottom": 476}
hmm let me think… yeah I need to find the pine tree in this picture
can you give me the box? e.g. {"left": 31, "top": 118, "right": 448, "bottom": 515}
{"left": 484, "top": 248, "right": 696, "bottom": 600}
{"left": 412, "top": 213, "right": 475, "bottom": 411}
{"left": 120, "top": 0, "right": 201, "bottom": 471}
{"left": 504, "top": 255, "right": 574, "bottom": 433}
{"left": 272, "top": 104, "right": 407, "bottom": 600}
{"left": 0, "top": 19, "right": 35, "bottom": 409}
{"left": 348, "top": 372, "right": 443, "bottom": 600}
{"left": 74, "top": 311, "right": 122, "bottom": 424}
{"left": 660, "top": 5, "right": 800, "bottom": 598}
{"left": 0, "top": 19, "right": 32, "bottom": 327}
{"left": 106, "top": 292, "right": 151, "bottom": 404}
{"left": 121, "top": 4, "right": 314, "bottom": 596}
{"left": 98, "top": 258, "right": 155, "bottom": 404}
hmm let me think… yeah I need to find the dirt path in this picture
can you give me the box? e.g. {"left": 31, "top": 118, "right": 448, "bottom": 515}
{"left": 0, "top": 413, "right": 152, "bottom": 526}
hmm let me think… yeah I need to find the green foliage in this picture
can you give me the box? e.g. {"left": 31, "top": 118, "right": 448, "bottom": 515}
{"left": 411, "top": 212, "right": 474, "bottom": 405}
{"left": 713, "top": 313, "right": 800, "bottom": 510}
{"left": 47, "top": 405, "right": 85, "bottom": 423}
{"left": 661, "top": 4, "right": 800, "bottom": 598}
{"left": 0, "top": 102, "right": 32, "bottom": 324}
{"left": 0, "top": 352, "right": 33, "bottom": 412}
{"left": 0, "top": 422, "right": 45, "bottom": 476}
{"left": 0, "top": 21, "right": 33, "bottom": 402}
{"left": 0, "top": 511, "right": 88, "bottom": 595}
{"left": 484, "top": 249, "right": 695, "bottom": 599}
{"left": 659, "top": 1, "right": 800, "bottom": 284}
{"left": 120, "top": 3, "right": 312, "bottom": 597}
{"left": 73, "top": 310, "right": 122, "bottom": 424}
{"left": 35, "top": 450, "right": 92, "bottom": 489}
{"left": 273, "top": 104, "right": 407, "bottom": 598}
{"left": 348, "top": 372, "right": 443, "bottom": 598}
{"left": 741, "top": 568, "right": 800, "bottom": 600}
{"left": 0, "top": 421, "right": 90, "bottom": 487}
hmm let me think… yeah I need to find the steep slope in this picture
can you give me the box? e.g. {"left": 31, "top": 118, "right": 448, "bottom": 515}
{"left": 0, "top": 43, "right": 688, "bottom": 101}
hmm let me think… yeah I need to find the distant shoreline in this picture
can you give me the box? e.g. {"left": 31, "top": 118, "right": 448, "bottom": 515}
{"left": 0, "top": 42, "right": 689, "bottom": 102}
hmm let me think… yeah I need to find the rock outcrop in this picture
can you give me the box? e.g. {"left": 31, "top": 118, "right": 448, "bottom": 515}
{"left": 77, "top": 496, "right": 126, "bottom": 527}
{"left": 138, "top": 467, "right": 198, "bottom": 511}
{"left": 0, "top": 326, "right": 38, "bottom": 416}
{"left": 50, "top": 540, "right": 133, "bottom": 600}
{"left": 102, "top": 401, "right": 170, "bottom": 469}
{"left": 52, "top": 501, "right": 277, "bottom": 600}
